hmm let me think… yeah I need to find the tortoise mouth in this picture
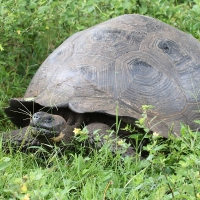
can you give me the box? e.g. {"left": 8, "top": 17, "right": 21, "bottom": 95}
{"left": 30, "top": 126, "right": 60, "bottom": 138}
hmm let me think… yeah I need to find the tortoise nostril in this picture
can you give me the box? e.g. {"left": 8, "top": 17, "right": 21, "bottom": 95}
{"left": 33, "top": 115, "right": 38, "bottom": 119}
{"left": 33, "top": 113, "right": 39, "bottom": 120}
{"left": 31, "top": 112, "right": 54, "bottom": 125}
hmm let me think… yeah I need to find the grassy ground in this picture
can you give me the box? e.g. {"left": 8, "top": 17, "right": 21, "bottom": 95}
{"left": 1, "top": 0, "right": 200, "bottom": 199}
{"left": 1, "top": 130, "right": 200, "bottom": 199}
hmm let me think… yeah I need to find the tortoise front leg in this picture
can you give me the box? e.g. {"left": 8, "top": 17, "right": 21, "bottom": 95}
{"left": 1, "top": 126, "right": 40, "bottom": 151}
{"left": 85, "top": 123, "right": 136, "bottom": 157}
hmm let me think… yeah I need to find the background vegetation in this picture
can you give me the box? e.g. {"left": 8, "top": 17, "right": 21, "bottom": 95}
{"left": 1, "top": 0, "right": 200, "bottom": 199}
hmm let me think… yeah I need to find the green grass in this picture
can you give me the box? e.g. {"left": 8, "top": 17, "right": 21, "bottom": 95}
{"left": 1, "top": 129, "right": 200, "bottom": 199}
{"left": 1, "top": 0, "right": 200, "bottom": 199}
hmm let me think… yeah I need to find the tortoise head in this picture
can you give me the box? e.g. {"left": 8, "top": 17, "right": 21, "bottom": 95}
{"left": 29, "top": 112, "right": 72, "bottom": 144}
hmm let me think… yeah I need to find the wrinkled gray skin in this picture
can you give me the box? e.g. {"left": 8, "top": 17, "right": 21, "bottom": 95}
{"left": 2, "top": 111, "right": 135, "bottom": 156}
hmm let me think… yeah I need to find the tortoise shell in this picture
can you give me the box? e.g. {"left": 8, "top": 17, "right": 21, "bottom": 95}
{"left": 6, "top": 14, "right": 200, "bottom": 137}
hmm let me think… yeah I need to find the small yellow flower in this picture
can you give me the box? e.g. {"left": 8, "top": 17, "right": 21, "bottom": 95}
{"left": 103, "top": 135, "right": 109, "bottom": 140}
{"left": 153, "top": 132, "right": 160, "bottom": 139}
{"left": 17, "top": 30, "right": 21, "bottom": 34}
{"left": 117, "top": 139, "right": 125, "bottom": 146}
{"left": 46, "top": 26, "right": 49, "bottom": 29}
{"left": 196, "top": 193, "right": 200, "bottom": 199}
{"left": 153, "top": 132, "right": 159, "bottom": 137}
{"left": 20, "top": 183, "right": 27, "bottom": 193}
{"left": 73, "top": 128, "right": 81, "bottom": 136}
{"left": 22, "top": 194, "right": 30, "bottom": 200}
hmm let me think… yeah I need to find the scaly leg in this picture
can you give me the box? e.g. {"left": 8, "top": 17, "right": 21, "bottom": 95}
{"left": 1, "top": 126, "right": 40, "bottom": 151}
{"left": 86, "top": 123, "right": 136, "bottom": 157}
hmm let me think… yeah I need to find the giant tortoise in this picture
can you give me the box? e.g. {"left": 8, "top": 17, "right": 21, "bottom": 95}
{"left": 3, "top": 14, "right": 200, "bottom": 154}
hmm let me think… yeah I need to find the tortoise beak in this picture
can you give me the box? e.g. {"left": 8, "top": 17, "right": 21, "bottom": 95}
{"left": 29, "top": 126, "right": 59, "bottom": 137}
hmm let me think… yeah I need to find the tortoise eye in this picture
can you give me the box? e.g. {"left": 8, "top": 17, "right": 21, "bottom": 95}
{"left": 45, "top": 116, "right": 54, "bottom": 123}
